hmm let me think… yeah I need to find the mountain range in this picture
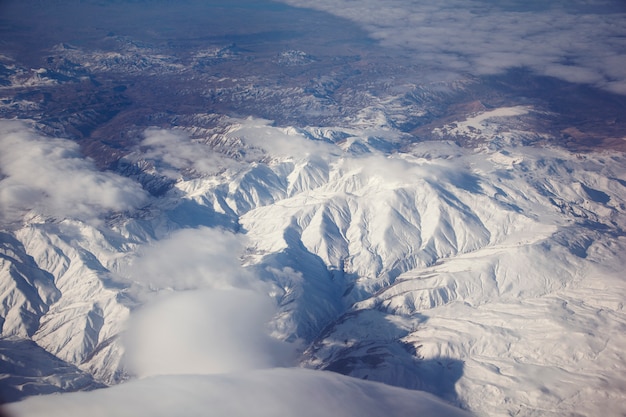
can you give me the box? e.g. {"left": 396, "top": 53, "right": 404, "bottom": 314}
{"left": 1, "top": 1, "right": 626, "bottom": 416}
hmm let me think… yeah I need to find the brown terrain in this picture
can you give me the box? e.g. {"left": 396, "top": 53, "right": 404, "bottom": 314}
{"left": 1, "top": 0, "right": 624, "bottom": 170}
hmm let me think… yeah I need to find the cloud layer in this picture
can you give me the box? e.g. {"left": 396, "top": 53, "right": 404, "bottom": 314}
{"left": 277, "top": 0, "right": 626, "bottom": 94}
{"left": 6, "top": 368, "right": 472, "bottom": 417}
{"left": 0, "top": 121, "right": 148, "bottom": 224}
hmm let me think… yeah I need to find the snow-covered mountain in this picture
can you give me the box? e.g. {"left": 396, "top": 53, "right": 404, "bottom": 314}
{"left": 2, "top": 1, "right": 626, "bottom": 415}
{"left": 1, "top": 106, "right": 625, "bottom": 416}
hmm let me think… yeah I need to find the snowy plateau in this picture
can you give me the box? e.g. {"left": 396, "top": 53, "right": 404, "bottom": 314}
{"left": 1, "top": 109, "right": 625, "bottom": 417}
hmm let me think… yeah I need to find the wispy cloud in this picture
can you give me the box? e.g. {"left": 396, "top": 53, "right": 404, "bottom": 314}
{"left": 124, "top": 226, "right": 253, "bottom": 291}
{"left": 228, "top": 118, "right": 341, "bottom": 159}
{"left": 139, "top": 128, "right": 236, "bottom": 178}
{"left": 0, "top": 121, "right": 148, "bottom": 224}
{"left": 277, "top": 0, "right": 626, "bottom": 94}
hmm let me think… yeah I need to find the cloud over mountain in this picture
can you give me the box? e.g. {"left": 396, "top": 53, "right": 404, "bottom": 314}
{"left": 0, "top": 121, "right": 148, "bottom": 224}
{"left": 139, "top": 128, "right": 235, "bottom": 178}
{"left": 277, "top": 0, "right": 626, "bottom": 94}
{"left": 123, "top": 288, "right": 290, "bottom": 377}
{"left": 124, "top": 226, "right": 253, "bottom": 291}
{"left": 6, "top": 368, "right": 473, "bottom": 417}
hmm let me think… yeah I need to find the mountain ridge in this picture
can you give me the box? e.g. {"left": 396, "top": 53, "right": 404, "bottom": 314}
{"left": 2, "top": 97, "right": 626, "bottom": 417}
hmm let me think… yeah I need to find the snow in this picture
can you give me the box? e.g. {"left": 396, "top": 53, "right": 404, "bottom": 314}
{"left": 432, "top": 106, "right": 541, "bottom": 145}
{"left": 1, "top": 115, "right": 626, "bottom": 416}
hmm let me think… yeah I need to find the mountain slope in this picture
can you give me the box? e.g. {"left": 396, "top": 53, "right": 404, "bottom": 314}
{"left": 0, "top": 112, "right": 625, "bottom": 417}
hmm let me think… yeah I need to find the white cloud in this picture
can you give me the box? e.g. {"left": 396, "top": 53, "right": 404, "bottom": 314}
{"left": 123, "top": 288, "right": 292, "bottom": 377}
{"left": 276, "top": 0, "right": 626, "bottom": 94}
{"left": 5, "top": 368, "right": 472, "bottom": 417}
{"left": 121, "top": 227, "right": 295, "bottom": 376}
{"left": 124, "top": 226, "right": 253, "bottom": 291}
{"left": 227, "top": 118, "right": 340, "bottom": 160}
{"left": 139, "top": 128, "right": 235, "bottom": 178}
{"left": 0, "top": 120, "right": 148, "bottom": 224}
